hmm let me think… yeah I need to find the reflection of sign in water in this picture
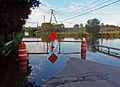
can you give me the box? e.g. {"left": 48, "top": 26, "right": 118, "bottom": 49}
{"left": 48, "top": 53, "right": 58, "bottom": 63}
{"left": 49, "top": 31, "right": 58, "bottom": 42}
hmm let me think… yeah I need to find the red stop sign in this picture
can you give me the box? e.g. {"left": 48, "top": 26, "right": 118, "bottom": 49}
{"left": 49, "top": 31, "right": 58, "bottom": 42}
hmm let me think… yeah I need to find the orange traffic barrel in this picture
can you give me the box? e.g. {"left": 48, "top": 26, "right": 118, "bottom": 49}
{"left": 18, "top": 42, "right": 28, "bottom": 60}
{"left": 18, "top": 42, "right": 26, "bottom": 49}
{"left": 81, "top": 37, "right": 87, "bottom": 59}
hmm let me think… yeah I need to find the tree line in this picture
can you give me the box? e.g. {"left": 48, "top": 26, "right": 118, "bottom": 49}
{"left": 25, "top": 18, "right": 120, "bottom": 37}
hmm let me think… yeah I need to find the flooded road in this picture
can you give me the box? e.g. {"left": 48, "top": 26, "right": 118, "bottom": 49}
{"left": 22, "top": 37, "right": 120, "bottom": 86}
{"left": 0, "top": 37, "right": 120, "bottom": 87}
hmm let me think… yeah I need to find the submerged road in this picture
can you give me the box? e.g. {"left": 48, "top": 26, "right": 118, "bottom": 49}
{"left": 46, "top": 58, "right": 120, "bottom": 87}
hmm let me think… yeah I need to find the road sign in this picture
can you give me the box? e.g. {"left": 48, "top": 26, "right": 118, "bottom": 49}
{"left": 49, "top": 31, "right": 58, "bottom": 42}
{"left": 48, "top": 53, "right": 58, "bottom": 63}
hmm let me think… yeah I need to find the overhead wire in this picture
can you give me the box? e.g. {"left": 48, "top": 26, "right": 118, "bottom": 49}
{"left": 38, "top": 0, "right": 107, "bottom": 23}
{"left": 60, "top": 0, "right": 113, "bottom": 22}
{"left": 68, "top": 0, "right": 113, "bottom": 17}
{"left": 68, "top": 0, "right": 102, "bottom": 15}
{"left": 60, "top": 0, "right": 120, "bottom": 22}
{"left": 40, "top": 0, "right": 102, "bottom": 18}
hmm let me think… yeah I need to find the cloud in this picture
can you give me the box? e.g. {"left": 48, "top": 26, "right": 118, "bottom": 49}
{"left": 25, "top": 0, "right": 54, "bottom": 26}
{"left": 25, "top": 0, "right": 120, "bottom": 27}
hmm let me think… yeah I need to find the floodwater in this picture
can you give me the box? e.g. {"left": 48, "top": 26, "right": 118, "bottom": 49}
{"left": 0, "top": 36, "right": 120, "bottom": 87}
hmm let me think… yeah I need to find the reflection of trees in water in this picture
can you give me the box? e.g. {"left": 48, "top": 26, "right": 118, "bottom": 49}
{"left": 101, "top": 35, "right": 120, "bottom": 40}
{"left": 27, "top": 32, "right": 86, "bottom": 41}
{"left": 40, "top": 33, "right": 50, "bottom": 42}
{"left": 86, "top": 36, "right": 99, "bottom": 53}
{"left": 58, "top": 33, "right": 83, "bottom": 40}
{"left": 58, "top": 34, "right": 64, "bottom": 41}
{"left": 39, "top": 33, "right": 83, "bottom": 41}
{"left": 99, "top": 35, "right": 120, "bottom": 46}
{"left": 86, "top": 35, "right": 120, "bottom": 53}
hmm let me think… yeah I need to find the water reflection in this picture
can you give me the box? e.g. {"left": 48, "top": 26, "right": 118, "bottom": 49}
{"left": 86, "top": 36, "right": 99, "bottom": 52}
{"left": 0, "top": 34, "right": 120, "bottom": 87}
{"left": 26, "top": 54, "right": 70, "bottom": 86}
{"left": 27, "top": 33, "right": 120, "bottom": 53}
{"left": 24, "top": 35, "right": 120, "bottom": 86}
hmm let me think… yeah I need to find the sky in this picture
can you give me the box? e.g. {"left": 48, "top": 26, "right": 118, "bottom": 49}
{"left": 25, "top": 0, "right": 120, "bottom": 27}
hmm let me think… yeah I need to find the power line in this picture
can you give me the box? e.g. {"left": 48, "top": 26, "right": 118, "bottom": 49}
{"left": 70, "top": 0, "right": 113, "bottom": 17}
{"left": 40, "top": 2, "right": 52, "bottom": 10}
{"left": 60, "top": 0, "right": 113, "bottom": 22}
{"left": 40, "top": 0, "right": 104, "bottom": 23}
{"left": 69, "top": 0, "right": 101, "bottom": 12}
{"left": 60, "top": 0, "right": 120, "bottom": 22}
{"left": 40, "top": 0, "right": 102, "bottom": 16}
{"left": 90, "top": 0, "right": 101, "bottom": 5}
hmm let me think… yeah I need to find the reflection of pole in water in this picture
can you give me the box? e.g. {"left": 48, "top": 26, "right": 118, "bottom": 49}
{"left": 47, "top": 42, "right": 48, "bottom": 53}
{"left": 50, "top": 42, "right": 54, "bottom": 52}
{"left": 46, "top": 42, "right": 49, "bottom": 53}
{"left": 101, "top": 38, "right": 103, "bottom": 45}
{"left": 58, "top": 41, "right": 61, "bottom": 54}
{"left": 55, "top": 41, "right": 59, "bottom": 52}
{"left": 37, "top": 22, "right": 39, "bottom": 45}
{"left": 43, "top": 42, "right": 45, "bottom": 51}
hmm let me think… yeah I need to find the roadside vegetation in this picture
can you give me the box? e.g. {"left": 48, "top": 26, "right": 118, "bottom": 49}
{"left": 24, "top": 18, "right": 120, "bottom": 38}
{"left": 0, "top": 0, "right": 40, "bottom": 56}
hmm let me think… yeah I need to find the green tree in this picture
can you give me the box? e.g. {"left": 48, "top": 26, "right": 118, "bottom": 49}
{"left": 85, "top": 18, "right": 101, "bottom": 35}
{"left": 55, "top": 23, "right": 65, "bottom": 32}
{"left": 0, "top": 0, "right": 40, "bottom": 42}
{"left": 101, "top": 23, "right": 104, "bottom": 27}
{"left": 80, "top": 23, "right": 83, "bottom": 28}
{"left": 74, "top": 24, "right": 79, "bottom": 28}
{"left": 41, "top": 23, "right": 55, "bottom": 33}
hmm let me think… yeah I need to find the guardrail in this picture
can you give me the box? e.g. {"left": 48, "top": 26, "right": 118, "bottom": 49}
{"left": 22, "top": 40, "right": 82, "bottom": 54}
{"left": 22, "top": 40, "right": 49, "bottom": 42}
{"left": 94, "top": 45, "right": 120, "bottom": 58}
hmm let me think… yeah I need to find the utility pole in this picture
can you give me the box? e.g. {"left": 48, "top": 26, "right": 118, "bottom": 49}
{"left": 37, "top": 22, "right": 39, "bottom": 43}
{"left": 37, "top": 22, "right": 38, "bottom": 27}
{"left": 49, "top": 9, "right": 57, "bottom": 23}
{"left": 43, "top": 15, "right": 45, "bottom": 23}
